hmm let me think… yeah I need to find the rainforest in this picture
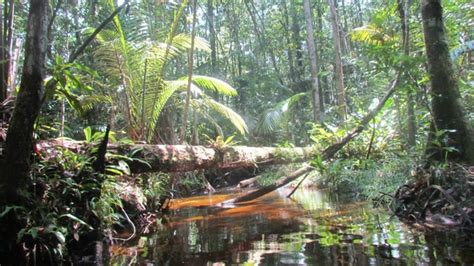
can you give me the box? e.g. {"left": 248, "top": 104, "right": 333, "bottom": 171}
{"left": 0, "top": 0, "right": 473, "bottom": 264}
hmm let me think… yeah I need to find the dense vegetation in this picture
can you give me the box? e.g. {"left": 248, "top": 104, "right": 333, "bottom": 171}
{"left": 0, "top": 0, "right": 472, "bottom": 263}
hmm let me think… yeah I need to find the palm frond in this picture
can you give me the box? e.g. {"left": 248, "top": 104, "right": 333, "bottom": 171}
{"left": 351, "top": 24, "right": 392, "bottom": 46}
{"left": 191, "top": 100, "right": 224, "bottom": 137}
{"left": 202, "top": 98, "right": 248, "bottom": 135}
{"left": 172, "top": 34, "right": 211, "bottom": 53}
{"left": 256, "top": 92, "right": 307, "bottom": 135}
{"left": 186, "top": 75, "right": 237, "bottom": 96}
{"left": 146, "top": 80, "right": 185, "bottom": 141}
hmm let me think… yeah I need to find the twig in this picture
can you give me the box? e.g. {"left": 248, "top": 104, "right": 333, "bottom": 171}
{"left": 68, "top": 0, "right": 130, "bottom": 63}
{"left": 429, "top": 185, "right": 472, "bottom": 225}
{"left": 112, "top": 206, "right": 137, "bottom": 242}
{"left": 287, "top": 172, "right": 312, "bottom": 198}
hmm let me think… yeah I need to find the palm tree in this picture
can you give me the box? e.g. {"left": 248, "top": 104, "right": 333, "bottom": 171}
{"left": 92, "top": 1, "right": 247, "bottom": 143}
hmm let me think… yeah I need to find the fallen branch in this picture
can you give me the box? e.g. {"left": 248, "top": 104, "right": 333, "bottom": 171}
{"left": 287, "top": 172, "right": 312, "bottom": 198}
{"left": 221, "top": 73, "right": 401, "bottom": 204}
{"left": 221, "top": 165, "right": 315, "bottom": 204}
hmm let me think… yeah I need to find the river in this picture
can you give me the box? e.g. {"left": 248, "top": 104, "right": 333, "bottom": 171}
{"left": 110, "top": 187, "right": 474, "bottom": 265}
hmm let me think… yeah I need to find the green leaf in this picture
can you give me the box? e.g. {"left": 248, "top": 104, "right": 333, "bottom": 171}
{"left": 0, "top": 205, "right": 23, "bottom": 219}
{"left": 202, "top": 98, "right": 248, "bottom": 135}
{"left": 60, "top": 214, "right": 94, "bottom": 230}
{"left": 53, "top": 231, "right": 66, "bottom": 244}
{"left": 83, "top": 127, "right": 92, "bottom": 142}
{"left": 188, "top": 75, "right": 237, "bottom": 96}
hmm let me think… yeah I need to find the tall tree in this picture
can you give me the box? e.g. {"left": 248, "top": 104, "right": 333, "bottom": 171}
{"left": 0, "top": 0, "right": 49, "bottom": 203}
{"left": 0, "top": 1, "right": 48, "bottom": 262}
{"left": 180, "top": 0, "right": 198, "bottom": 143}
{"left": 290, "top": 0, "right": 303, "bottom": 83}
{"left": 397, "top": 0, "right": 417, "bottom": 147}
{"left": 421, "top": 0, "right": 474, "bottom": 163}
{"left": 207, "top": 0, "right": 217, "bottom": 74}
{"left": 328, "top": 0, "right": 347, "bottom": 120}
{"left": 303, "top": 0, "right": 322, "bottom": 122}
{"left": 0, "top": 0, "right": 15, "bottom": 107}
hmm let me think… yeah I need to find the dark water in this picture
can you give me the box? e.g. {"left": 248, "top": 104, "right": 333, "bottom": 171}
{"left": 110, "top": 188, "right": 474, "bottom": 265}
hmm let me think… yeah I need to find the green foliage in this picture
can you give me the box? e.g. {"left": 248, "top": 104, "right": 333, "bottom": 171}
{"left": 91, "top": 2, "right": 246, "bottom": 142}
{"left": 351, "top": 24, "right": 393, "bottom": 46}
{"left": 318, "top": 156, "right": 413, "bottom": 201}
{"left": 45, "top": 56, "right": 109, "bottom": 117}
{"left": 136, "top": 173, "right": 170, "bottom": 211}
{"left": 429, "top": 129, "right": 462, "bottom": 163}
{"left": 0, "top": 142, "right": 135, "bottom": 262}
{"left": 255, "top": 92, "right": 307, "bottom": 136}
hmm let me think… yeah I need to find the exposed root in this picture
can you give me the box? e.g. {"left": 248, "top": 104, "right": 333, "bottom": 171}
{"left": 393, "top": 163, "right": 474, "bottom": 230}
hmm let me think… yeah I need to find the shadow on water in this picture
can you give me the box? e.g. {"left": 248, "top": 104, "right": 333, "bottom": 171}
{"left": 110, "top": 188, "right": 474, "bottom": 265}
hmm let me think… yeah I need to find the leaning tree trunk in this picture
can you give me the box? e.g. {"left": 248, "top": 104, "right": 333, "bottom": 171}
{"left": 421, "top": 0, "right": 474, "bottom": 164}
{"left": 0, "top": 0, "right": 48, "bottom": 204}
{"left": 223, "top": 73, "right": 401, "bottom": 204}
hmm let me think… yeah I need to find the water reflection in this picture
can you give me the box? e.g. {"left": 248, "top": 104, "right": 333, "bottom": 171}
{"left": 110, "top": 188, "right": 474, "bottom": 265}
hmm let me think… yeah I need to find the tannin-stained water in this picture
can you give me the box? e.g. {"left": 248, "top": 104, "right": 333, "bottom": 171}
{"left": 110, "top": 188, "right": 474, "bottom": 265}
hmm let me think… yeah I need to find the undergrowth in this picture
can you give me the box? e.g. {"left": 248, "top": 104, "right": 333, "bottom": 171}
{"left": 318, "top": 156, "right": 414, "bottom": 201}
{"left": 0, "top": 134, "right": 165, "bottom": 264}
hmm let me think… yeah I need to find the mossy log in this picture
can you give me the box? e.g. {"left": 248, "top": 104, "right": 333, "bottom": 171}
{"left": 36, "top": 141, "right": 316, "bottom": 174}
{"left": 124, "top": 145, "right": 316, "bottom": 173}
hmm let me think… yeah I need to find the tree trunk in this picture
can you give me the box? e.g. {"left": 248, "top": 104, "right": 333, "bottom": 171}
{"left": 290, "top": 0, "right": 303, "bottom": 82}
{"left": 244, "top": 0, "right": 283, "bottom": 85}
{"left": 0, "top": 2, "right": 5, "bottom": 105}
{"left": 207, "top": 0, "right": 217, "bottom": 75}
{"left": 179, "top": 0, "right": 197, "bottom": 143}
{"left": 303, "top": 0, "right": 322, "bottom": 122}
{"left": 0, "top": 0, "right": 49, "bottom": 203}
{"left": 0, "top": 0, "right": 14, "bottom": 115}
{"left": 328, "top": 0, "right": 347, "bottom": 120}
{"left": 282, "top": 2, "right": 296, "bottom": 84}
{"left": 0, "top": 0, "right": 48, "bottom": 262}
{"left": 397, "top": 0, "right": 417, "bottom": 148}
{"left": 421, "top": 0, "right": 474, "bottom": 163}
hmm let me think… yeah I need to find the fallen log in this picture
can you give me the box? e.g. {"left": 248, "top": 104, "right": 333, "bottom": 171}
{"left": 238, "top": 177, "right": 258, "bottom": 188}
{"left": 36, "top": 140, "right": 316, "bottom": 174}
{"left": 222, "top": 73, "right": 401, "bottom": 204}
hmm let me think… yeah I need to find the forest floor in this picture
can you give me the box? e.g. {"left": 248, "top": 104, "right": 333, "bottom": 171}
{"left": 393, "top": 163, "right": 474, "bottom": 230}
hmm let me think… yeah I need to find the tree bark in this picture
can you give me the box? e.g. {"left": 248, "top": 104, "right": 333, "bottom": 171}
{"left": 303, "top": 0, "right": 322, "bottom": 122}
{"left": 282, "top": 2, "right": 296, "bottom": 84}
{"left": 421, "top": 0, "right": 474, "bottom": 163}
{"left": 0, "top": 0, "right": 49, "bottom": 203}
